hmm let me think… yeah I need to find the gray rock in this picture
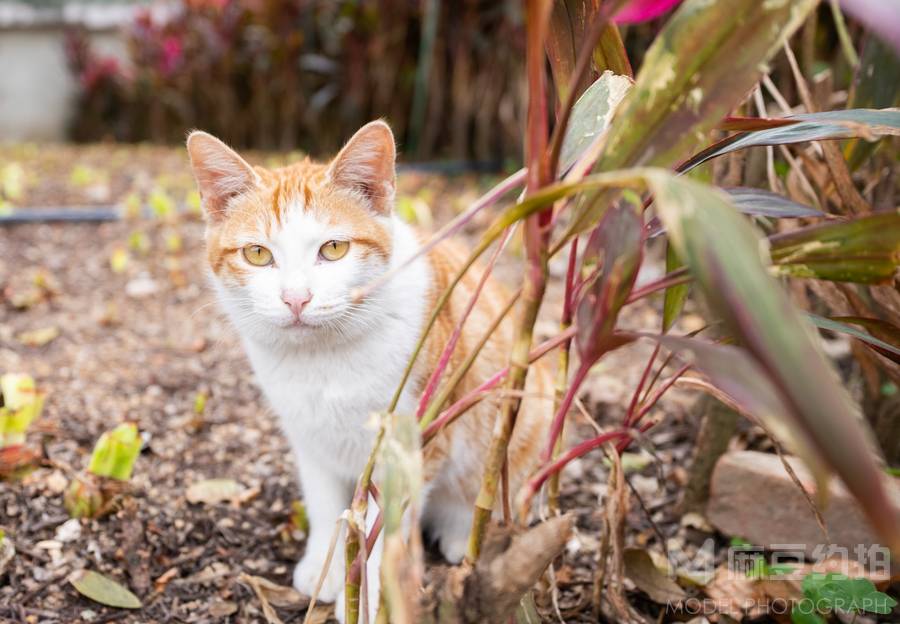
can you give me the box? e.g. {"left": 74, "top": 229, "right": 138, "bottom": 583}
{"left": 706, "top": 450, "right": 900, "bottom": 558}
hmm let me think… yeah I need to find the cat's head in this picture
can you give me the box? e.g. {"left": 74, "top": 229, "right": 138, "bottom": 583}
{"left": 187, "top": 121, "right": 397, "bottom": 346}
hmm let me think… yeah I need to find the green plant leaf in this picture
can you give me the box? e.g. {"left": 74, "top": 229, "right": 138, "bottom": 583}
{"left": 646, "top": 187, "right": 825, "bottom": 239}
{"left": 662, "top": 242, "right": 689, "bottom": 331}
{"left": 605, "top": 0, "right": 818, "bottom": 169}
{"left": 576, "top": 203, "right": 643, "bottom": 360}
{"left": 807, "top": 314, "right": 900, "bottom": 364}
{"left": 647, "top": 171, "right": 900, "bottom": 553}
{"left": 0, "top": 373, "right": 44, "bottom": 448}
{"left": 69, "top": 570, "right": 142, "bottom": 609}
{"left": 559, "top": 71, "right": 633, "bottom": 173}
{"left": 623, "top": 548, "right": 686, "bottom": 604}
{"left": 802, "top": 573, "right": 899, "bottom": 615}
{"left": 658, "top": 335, "right": 804, "bottom": 458}
{"left": 680, "top": 108, "right": 900, "bottom": 173}
{"left": 725, "top": 187, "right": 825, "bottom": 219}
{"left": 568, "top": 0, "right": 817, "bottom": 235}
{"left": 843, "top": 577, "right": 898, "bottom": 614}
{"left": 88, "top": 423, "right": 141, "bottom": 481}
{"left": 769, "top": 212, "right": 900, "bottom": 284}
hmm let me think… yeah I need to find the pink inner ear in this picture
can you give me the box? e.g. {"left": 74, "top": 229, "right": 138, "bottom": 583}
{"left": 187, "top": 132, "right": 258, "bottom": 220}
{"left": 329, "top": 122, "right": 396, "bottom": 215}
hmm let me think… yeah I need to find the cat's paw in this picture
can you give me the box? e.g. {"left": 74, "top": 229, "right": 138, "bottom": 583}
{"left": 334, "top": 588, "right": 346, "bottom": 624}
{"left": 293, "top": 553, "right": 343, "bottom": 603}
{"left": 438, "top": 534, "right": 468, "bottom": 564}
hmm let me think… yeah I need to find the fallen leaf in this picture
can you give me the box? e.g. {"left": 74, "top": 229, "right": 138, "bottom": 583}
{"left": 304, "top": 605, "right": 333, "bottom": 624}
{"left": 0, "top": 445, "right": 41, "bottom": 479}
{"left": 6, "top": 286, "right": 44, "bottom": 310}
{"left": 185, "top": 479, "right": 244, "bottom": 505}
{"left": 17, "top": 326, "right": 59, "bottom": 347}
{"left": 208, "top": 599, "right": 239, "bottom": 617}
{"left": 703, "top": 563, "right": 769, "bottom": 619}
{"left": 624, "top": 548, "right": 687, "bottom": 605}
{"left": 239, "top": 572, "right": 309, "bottom": 624}
{"left": 153, "top": 567, "right": 179, "bottom": 591}
{"left": 182, "top": 561, "right": 230, "bottom": 585}
{"left": 110, "top": 248, "right": 130, "bottom": 274}
{"left": 239, "top": 573, "right": 308, "bottom": 608}
{"left": 69, "top": 570, "right": 142, "bottom": 609}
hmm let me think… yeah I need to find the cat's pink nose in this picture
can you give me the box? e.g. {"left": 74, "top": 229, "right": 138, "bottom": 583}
{"left": 281, "top": 289, "right": 313, "bottom": 317}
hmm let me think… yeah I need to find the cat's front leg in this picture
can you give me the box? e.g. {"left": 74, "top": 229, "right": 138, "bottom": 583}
{"left": 293, "top": 455, "right": 351, "bottom": 603}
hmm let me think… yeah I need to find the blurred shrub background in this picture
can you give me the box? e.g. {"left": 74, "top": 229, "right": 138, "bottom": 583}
{"left": 2, "top": 0, "right": 863, "bottom": 161}
{"left": 64, "top": 0, "right": 529, "bottom": 160}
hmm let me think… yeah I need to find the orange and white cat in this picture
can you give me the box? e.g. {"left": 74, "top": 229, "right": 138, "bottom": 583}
{"left": 187, "top": 121, "right": 551, "bottom": 621}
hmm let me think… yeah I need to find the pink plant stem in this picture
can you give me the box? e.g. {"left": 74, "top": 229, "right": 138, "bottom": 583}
{"left": 542, "top": 362, "right": 590, "bottom": 462}
{"left": 625, "top": 268, "right": 691, "bottom": 304}
{"left": 624, "top": 342, "right": 661, "bottom": 424}
{"left": 416, "top": 227, "right": 513, "bottom": 420}
{"left": 523, "top": 429, "right": 632, "bottom": 508}
{"left": 639, "top": 350, "right": 677, "bottom": 405}
{"left": 353, "top": 168, "right": 526, "bottom": 302}
{"left": 625, "top": 362, "right": 691, "bottom": 428}
{"left": 422, "top": 325, "right": 578, "bottom": 442}
{"left": 366, "top": 511, "right": 382, "bottom": 554}
{"left": 615, "top": 419, "right": 656, "bottom": 454}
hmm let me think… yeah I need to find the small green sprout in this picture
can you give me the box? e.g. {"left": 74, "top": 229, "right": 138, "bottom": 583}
{"left": 165, "top": 231, "right": 182, "bottom": 253}
{"left": 65, "top": 423, "right": 142, "bottom": 518}
{"left": 69, "top": 165, "right": 102, "bottom": 187}
{"left": 0, "top": 373, "right": 45, "bottom": 448}
{"left": 127, "top": 231, "right": 150, "bottom": 254}
{"left": 791, "top": 572, "right": 897, "bottom": 623}
{"left": 88, "top": 423, "right": 142, "bottom": 481}
{"left": 148, "top": 189, "right": 175, "bottom": 219}
{"left": 745, "top": 556, "right": 793, "bottom": 580}
{"left": 193, "top": 391, "right": 207, "bottom": 415}
{"left": 64, "top": 477, "right": 104, "bottom": 519}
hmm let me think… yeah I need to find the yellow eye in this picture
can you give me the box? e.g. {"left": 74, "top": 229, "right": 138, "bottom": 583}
{"left": 320, "top": 240, "right": 350, "bottom": 261}
{"left": 242, "top": 244, "right": 273, "bottom": 266}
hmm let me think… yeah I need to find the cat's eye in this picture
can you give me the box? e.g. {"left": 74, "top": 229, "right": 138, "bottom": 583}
{"left": 242, "top": 244, "right": 274, "bottom": 266}
{"left": 320, "top": 240, "right": 350, "bottom": 261}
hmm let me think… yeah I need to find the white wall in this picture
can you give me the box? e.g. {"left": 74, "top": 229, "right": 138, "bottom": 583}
{"left": 0, "top": 28, "right": 126, "bottom": 141}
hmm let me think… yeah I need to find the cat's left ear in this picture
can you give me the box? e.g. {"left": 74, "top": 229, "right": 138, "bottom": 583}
{"left": 328, "top": 120, "right": 396, "bottom": 215}
{"left": 186, "top": 131, "right": 261, "bottom": 222}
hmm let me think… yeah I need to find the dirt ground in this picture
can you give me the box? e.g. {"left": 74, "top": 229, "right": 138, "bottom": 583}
{"left": 0, "top": 144, "right": 726, "bottom": 623}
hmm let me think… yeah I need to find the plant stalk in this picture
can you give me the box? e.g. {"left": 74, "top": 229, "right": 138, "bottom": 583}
{"left": 344, "top": 426, "right": 385, "bottom": 624}
{"left": 548, "top": 238, "right": 579, "bottom": 514}
{"left": 465, "top": 0, "right": 554, "bottom": 562}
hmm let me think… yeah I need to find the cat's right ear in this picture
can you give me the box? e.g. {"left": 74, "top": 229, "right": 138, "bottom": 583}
{"left": 186, "top": 131, "right": 260, "bottom": 221}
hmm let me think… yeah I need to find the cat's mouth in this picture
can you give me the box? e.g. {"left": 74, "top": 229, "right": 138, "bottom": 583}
{"left": 279, "top": 313, "right": 335, "bottom": 330}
